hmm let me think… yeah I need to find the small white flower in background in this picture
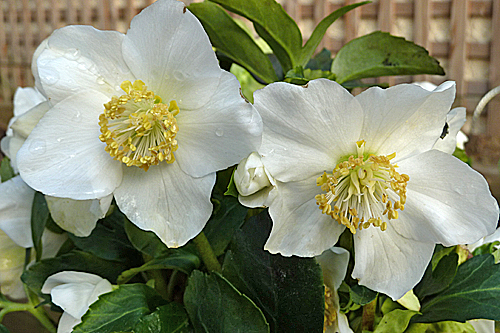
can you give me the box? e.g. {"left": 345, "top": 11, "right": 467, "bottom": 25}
{"left": 41, "top": 271, "right": 113, "bottom": 333}
{"left": 254, "top": 79, "right": 499, "bottom": 300}
{"left": 17, "top": 0, "right": 262, "bottom": 248}
{"left": 316, "top": 247, "right": 353, "bottom": 333}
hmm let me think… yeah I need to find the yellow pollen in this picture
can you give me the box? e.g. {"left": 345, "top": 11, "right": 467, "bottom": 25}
{"left": 98, "top": 80, "right": 179, "bottom": 171}
{"left": 324, "top": 286, "right": 337, "bottom": 332}
{"left": 315, "top": 141, "right": 409, "bottom": 234}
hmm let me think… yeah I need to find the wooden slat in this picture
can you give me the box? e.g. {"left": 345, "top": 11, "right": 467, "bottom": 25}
{"left": 378, "top": 0, "right": 395, "bottom": 86}
{"left": 449, "top": 0, "right": 468, "bottom": 97}
{"left": 487, "top": 0, "right": 500, "bottom": 138}
{"left": 0, "top": 0, "right": 10, "bottom": 103}
{"left": 344, "top": 0, "right": 362, "bottom": 43}
{"left": 414, "top": 0, "right": 431, "bottom": 82}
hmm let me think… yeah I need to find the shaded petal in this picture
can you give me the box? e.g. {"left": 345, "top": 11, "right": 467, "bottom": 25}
{"left": 57, "top": 312, "right": 81, "bottom": 333}
{"left": 12, "top": 87, "right": 46, "bottom": 117}
{"left": 352, "top": 226, "right": 434, "bottom": 300}
{"left": 316, "top": 247, "right": 350, "bottom": 290}
{"left": 122, "top": 0, "right": 221, "bottom": 110}
{"left": 0, "top": 176, "right": 35, "bottom": 248}
{"left": 0, "top": 230, "right": 27, "bottom": 299}
{"left": 0, "top": 134, "right": 24, "bottom": 173}
{"left": 432, "top": 107, "right": 466, "bottom": 154}
{"left": 37, "top": 26, "right": 131, "bottom": 105}
{"left": 175, "top": 71, "right": 262, "bottom": 177}
{"left": 40, "top": 229, "right": 68, "bottom": 259}
{"left": 355, "top": 82, "right": 456, "bottom": 161}
{"left": 265, "top": 176, "right": 344, "bottom": 256}
{"left": 255, "top": 79, "right": 363, "bottom": 182}
{"left": 17, "top": 91, "right": 123, "bottom": 200}
{"left": 46, "top": 195, "right": 113, "bottom": 237}
{"left": 114, "top": 162, "right": 215, "bottom": 248}
{"left": 11, "top": 101, "right": 50, "bottom": 139}
{"left": 393, "top": 150, "right": 498, "bottom": 245}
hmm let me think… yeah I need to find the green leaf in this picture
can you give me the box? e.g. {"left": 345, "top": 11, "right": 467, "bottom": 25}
{"left": 210, "top": 0, "right": 302, "bottom": 72}
{"left": 132, "top": 303, "right": 190, "bottom": 333}
{"left": 224, "top": 169, "right": 239, "bottom": 198}
{"left": 31, "top": 191, "right": 50, "bottom": 261}
{"left": 414, "top": 252, "right": 458, "bottom": 299}
{"left": 69, "top": 209, "right": 139, "bottom": 263}
{"left": 285, "top": 66, "right": 336, "bottom": 85}
{"left": 331, "top": 31, "right": 445, "bottom": 84}
{"left": 0, "top": 156, "right": 15, "bottom": 182}
{"left": 405, "top": 321, "right": 476, "bottom": 333}
{"left": 349, "top": 284, "right": 378, "bottom": 306}
{"left": 189, "top": 2, "right": 278, "bottom": 84}
{"left": 21, "top": 250, "right": 128, "bottom": 296}
{"left": 416, "top": 254, "right": 500, "bottom": 323}
{"left": 184, "top": 270, "right": 269, "bottom": 333}
{"left": 203, "top": 193, "right": 248, "bottom": 256}
{"left": 117, "top": 250, "right": 200, "bottom": 284}
{"left": 305, "top": 48, "right": 333, "bottom": 71}
{"left": 124, "top": 219, "right": 169, "bottom": 258}
{"left": 373, "top": 309, "right": 420, "bottom": 333}
{"left": 222, "top": 210, "right": 325, "bottom": 332}
{"left": 299, "top": 2, "right": 368, "bottom": 66}
{"left": 0, "top": 324, "right": 11, "bottom": 333}
{"left": 74, "top": 284, "right": 167, "bottom": 333}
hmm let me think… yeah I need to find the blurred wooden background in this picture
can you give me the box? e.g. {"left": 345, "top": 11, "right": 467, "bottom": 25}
{"left": 0, "top": 0, "right": 499, "bottom": 140}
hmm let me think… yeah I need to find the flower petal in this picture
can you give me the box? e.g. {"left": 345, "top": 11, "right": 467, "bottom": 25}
{"left": 0, "top": 230, "right": 27, "bottom": 299}
{"left": 114, "top": 162, "right": 215, "bottom": 248}
{"left": 10, "top": 101, "right": 50, "bottom": 139}
{"left": 432, "top": 107, "right": 466, "bottom": 154}
{"left": 393, "top": 150, "right": 498, "bottom": 245}
{"left": 175, "top": 71, "right": 262, "bottom": 177}
{"left": 46, "top": 195, "right": 113, "bottom": 237}
{"left": 265, "top": 176, "right": 345, "bottom": 256}
{"left": 12, "top": 87, "right": 46, "bottom": 117}
{"left": 17, "top": 91, "right": 123, "bottom": 200}
{"left": 0, "top": 176, "right": 35, "bottom": 248}
{"left": 36, "top": 25, "right": 131, "bottom": 105}
{"left": 316, "top": 247, "right": 350, "bottom": 290}
{"left": 255, "top": 79, "right": 363, "bottom": 182}
{"left": 122, "top": 0, "right": 221, "bottom": 110}
{"left": 352, "top": 226, "right": 434, "bottom": 300}
{"left": 355, "top": 82, "right": 456, "bottom": 160}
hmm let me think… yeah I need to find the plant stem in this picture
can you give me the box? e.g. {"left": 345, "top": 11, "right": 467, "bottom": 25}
{"left": 361, "top": 297, "right": 377, "bottom": 331}
{"left": 193, "top": 231, "right": 221, "bottom": 273}
{"left": 166, "top": 270, "right": 180, "bottom": 302}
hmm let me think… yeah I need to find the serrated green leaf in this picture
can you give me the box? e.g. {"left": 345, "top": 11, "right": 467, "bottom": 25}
{"left": 0, "top": 156, "right": 15, "bottom": 182}
{"left": 373, "top": 309, "right": 420, "bottom": 333}
{"left": 189, "top": 2, "right": 278, "bottom": 83}
{"left": 331, "top": 31, "right": 444, "bottom": 84}
{"left": 221, "top": 210, "right": 324, "bottom": 332}
{"left": 184, "top": 271, "right": 269, "bottom": 333}
{"left": 350, "top": 284, "right": 378, "bottom": 306}
{"left": 414, "top": 252, "right": 458, "bottom": 299}
{"left": 124, "top": 219, "right": 169, "bottom": 258}
{"left": 299, "top": 2, "right": 368, "bottom": 66}
{"left": 73, "top": 284, "right": 167, "bottom": 333}
{"left": 21, "top": 250, "right": 128, "bottom": 296}
{"left": 69, "top": 209, "right": 139, "bottom": 263}
{"left": 416, "top": 254, "right": 500, "bottom": 323}
{"left": 210, "top": 0, "right": 302, "bottom": 72}
{"left": 31, "top": 191, "right": 50, "bottom": 261}
{"left": 117, "top": 250, "right": 200, "bottom": 284}
{"left": 405, "top": 321, "right": 476, "bottom": 333}
{"left": 133, "top": 303, "right": 190, "bottom": 333}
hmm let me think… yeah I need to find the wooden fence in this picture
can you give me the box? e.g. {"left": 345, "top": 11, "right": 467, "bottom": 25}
{"left": 1, "top": 0, "right": 499, "bottom": 138}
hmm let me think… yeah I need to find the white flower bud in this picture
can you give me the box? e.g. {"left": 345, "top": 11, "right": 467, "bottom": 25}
{"left": 234, "top": 152, "right": 273, "bottom": 196}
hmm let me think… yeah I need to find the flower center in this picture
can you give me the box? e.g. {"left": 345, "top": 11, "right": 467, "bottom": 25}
{"left": 324, "top": 285, "right": 337, "bottom": 332}
{"left": 315, "top": 140, "right": 409, "bottom": 234}
{"left": 98, "top": 80, "right": 179, "bottom": 171}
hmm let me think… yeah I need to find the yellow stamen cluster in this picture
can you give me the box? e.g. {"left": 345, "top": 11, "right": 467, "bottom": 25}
{"left": 98, "top": 80, "right": 179, "bottom": 171}
{"left": 324, "top": 286, "right": 337, "bottom": 332}
{"left": 315, "top": 141, "right": 409, "bottom": 234}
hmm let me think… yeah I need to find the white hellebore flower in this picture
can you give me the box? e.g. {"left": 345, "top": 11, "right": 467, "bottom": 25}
{"left": 42, "top": 271, "right": 113, "bottom": 333}
{"left": 16, "top": 0, "right": 262, "bottom": 247}
{"left": 254, "top": 79, "right": 499, "bottom": 299}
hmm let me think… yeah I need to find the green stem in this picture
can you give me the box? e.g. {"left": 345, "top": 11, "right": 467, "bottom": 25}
{"left": 166, "top": 270, "right": 180, "bottom": 302}
{"left": 193, "top": 231, "right": 221, "bottom": 273}
{"left": 361, "top": 297, "right": 377, "bottom": 331}
{"left": 0, "top": 298, "right": 56, "bottom": 333}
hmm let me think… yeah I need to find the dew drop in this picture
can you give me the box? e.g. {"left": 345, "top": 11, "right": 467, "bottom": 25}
{"left": 215, "top": 128, "right": 224, "bottom": 137}
{"left": 96, "top": 76, "right": 106, "bottom": 85}
{"left": 64, "top": 48, "right": 81, "bottom": 60}
{"left": 28, "top": 139, "right": 46, "bottom": 155}
{"left": 56, "top": 138, "right": 63, "bottom": 142}
{"left": 173, "top": 70, "right": 185, "bottom": 81}
{"left": 44, "top": 71, "right": 60, "bottom": 85}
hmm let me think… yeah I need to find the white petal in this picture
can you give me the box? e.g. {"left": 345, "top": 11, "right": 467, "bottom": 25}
{"left": 393, "top": 150, "right": 498, "bottom": 245}
{"left": 264, "top": 176, "right": 345, "bottom": 256}
{"left": 316, "top": 247, "right": 350, "bottom": 290}
{"left": 42, "top": 271, "right": 106, "bottom": 293}
{"left": 337, "top": 312, "right": 354, "bottom": 333}
{"left": 238, "top": 186, "right": 276, "bottom": 208}
{"left": 10, "top": 101, "right": 50, "bottom": 139}
{"left": 175, "top": 71, "right": 262, "bottom": 177}
{"left": 13, "top": 87, "right": 46, "bottom": 116}
{"left": 40, "top": 229, "right": 68, "bottom": 259}
{"left": 49, "top": 283, "right": 101, "bottom": 318}
{"left": 352, "top": 226, "right": 434, "bottom": 300}
{"left": 122, "top": 0, "right": 221, "bottom": 110}
{"left": 46, "top": 195, "right": 112, "bottom": 237}
{"left": 0, "top": 176, "right": 35, "bottom": 248}
{"left": 57, "top": 312, "right": 81, "bottom": 333}
{"left": 355, "top": 81, "right": 456, "bottom": 160}
{"left": 37, "top": 26, "right": 131, "bottom": 105}
{"left": 468, "top": 319, "right": 495, "bottom": 333}
{"left": 114, "top": 162, "right": 215, "bottom": 248}
{"left": 255, "top": 79, "right": 363, "bottom": 182}
{"left": 17, "top": 91, "right": 123, "bottom": 200}
{"left": 432, "top": 107, "right": 466, "bottom": 154}
{"left": 0, "top": 230, "right": 27, "bottom": 299}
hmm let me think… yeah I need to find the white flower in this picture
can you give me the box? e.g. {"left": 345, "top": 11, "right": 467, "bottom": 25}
{"left": 253, "top": 79, "right": 498, "bottom": 299}
{"left": 16, "top": 0, "right": 262, "bottom": 247}
{"left": 316, "top": 247, "right": 353, "bottom": 333}
{"left": 41, "top": 271, "right": 113, "bottom": 333}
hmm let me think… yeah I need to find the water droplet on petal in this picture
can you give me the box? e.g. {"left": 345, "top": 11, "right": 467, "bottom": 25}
{"left": 28, "top": 139, "right": 46, "bottom": 155}
{"left": 44, "top": 71, "right": 60, "bottom": 85}
{"left": 56, "top": 138, "right": 63, "bottom": 142}
{"left": 64, "top": 48, "right": 81, "bottom": 60}
{"left": 96, "top": 76, "right": 106, "bottom": 85}
{"left": 173, "top": 71, "right": 185, "bottom": 81}
{"left": 215, "top": 128, "right": 224, "bottom": 137}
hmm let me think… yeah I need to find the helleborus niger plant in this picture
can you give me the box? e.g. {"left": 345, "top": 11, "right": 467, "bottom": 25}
{"left": 1, "top": 0, "right": 500, "bottom": 332}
